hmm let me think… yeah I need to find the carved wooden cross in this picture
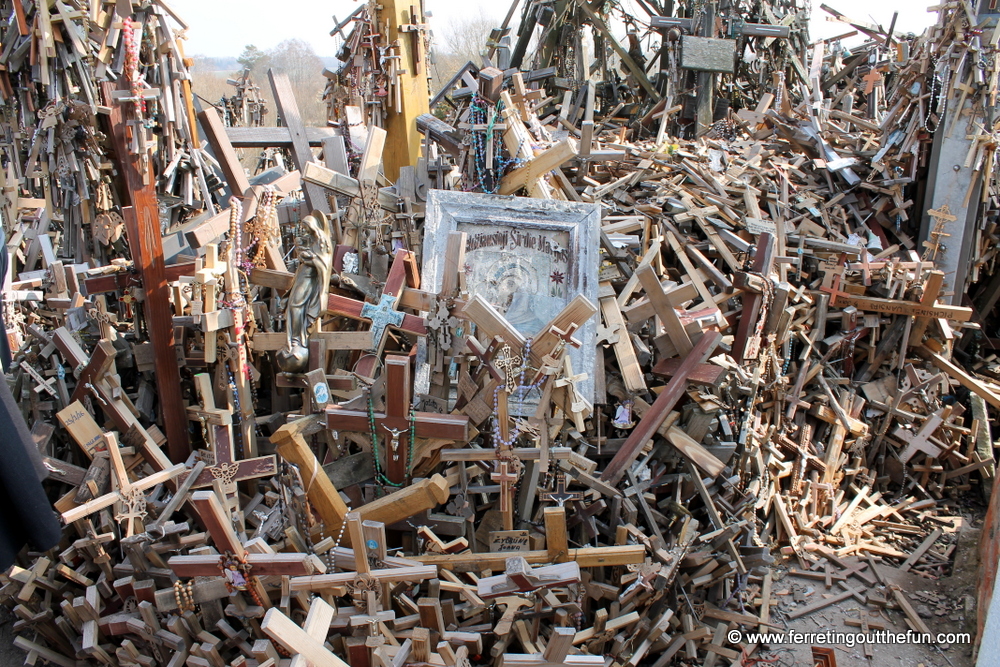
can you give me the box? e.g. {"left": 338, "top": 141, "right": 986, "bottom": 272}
{"left": 327, "top": 248, "right": 426, "bottom": 377}
{"left": 182, "top": 373, "right": 277, "bottom": 493}
{"left": 326, "top": 354, "right": 469, "bottom": 485}
{"left": 61, "top": 433, "right": 186, "bottom": 537}
{"left": 540, "top": 474, "right": 584, "bottom": 507}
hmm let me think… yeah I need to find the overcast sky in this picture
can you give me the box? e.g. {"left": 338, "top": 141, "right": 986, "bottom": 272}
{"left": 169, "top": 0, "right": 941, "bottom": 58}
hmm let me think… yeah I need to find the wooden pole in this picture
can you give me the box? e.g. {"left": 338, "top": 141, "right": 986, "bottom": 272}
{"left": 380, "top": 0, "right": 431, "bottom": 180}
{"left": 102, "top": 82, "right": 190, "bottom": 462}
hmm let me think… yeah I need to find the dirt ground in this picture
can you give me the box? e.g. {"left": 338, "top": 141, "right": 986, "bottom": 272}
{"left": 752, "top": 515, "right": 983, "bottom": 667}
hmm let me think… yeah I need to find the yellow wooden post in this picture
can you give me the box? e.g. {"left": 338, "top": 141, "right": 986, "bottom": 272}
{"left": 380, "top": 0, "right": 430, "bottom": 181}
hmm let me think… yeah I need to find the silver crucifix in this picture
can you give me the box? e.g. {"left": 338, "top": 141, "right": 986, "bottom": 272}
{"left": 382, "top": 425, "right": 408, "bottom": 460}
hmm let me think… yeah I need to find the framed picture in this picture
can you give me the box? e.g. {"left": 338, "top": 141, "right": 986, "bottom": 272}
{"left": 421, "top": 190, "right": 601, "bottom": 403}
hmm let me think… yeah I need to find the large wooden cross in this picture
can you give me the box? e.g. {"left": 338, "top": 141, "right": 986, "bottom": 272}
{"left": 326, "top": 355, "right": 469, "bottom": 485}
{"left": 103, "top": 81, "right": 189, "bottom": 461}
{"left": 261, "top": 597, "right": 349, "bottom": 667}
{"left": 61, "top": 434, "right": 186, "bottom": 537}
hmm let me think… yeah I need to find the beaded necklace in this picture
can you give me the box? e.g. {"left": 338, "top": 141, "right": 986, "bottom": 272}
{"left": 122, "top": 21, "right": 145, "bottom": 119}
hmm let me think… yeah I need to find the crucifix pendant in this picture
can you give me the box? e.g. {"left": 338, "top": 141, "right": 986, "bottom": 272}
{"left": 383, "top": 425, "right": 406, "bottom": 461}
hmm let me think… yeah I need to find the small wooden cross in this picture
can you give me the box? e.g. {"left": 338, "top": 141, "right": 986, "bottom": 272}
{"left": 554, "top": 355, "right": 589, "bottom": 432}
{"left": 924, "top": 206, "right": 955, "bottom": 261}
{"left": 326, "top": 354, "right": 469, "bottom": 485}
{"left": 540, "top": 474, "right": 584, "bottom": 507}
{"left": 501, "top": 627, "right": 604, "bottom": 667}
{"left": 478, "top": 556, "right": 581, "bottom": 598}
{"left": 61, "top": 433, "right": 186, "bottom": 537}
{"left": 492, "top": 460, "right": 521, "bottom": 531}
{"left": 863, "top": 68, "right": 883, "bottom": 95}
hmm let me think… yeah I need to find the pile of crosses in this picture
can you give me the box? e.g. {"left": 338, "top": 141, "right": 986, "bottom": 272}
{"left": 0, "top": 0, "right": 999, "bottom": 665}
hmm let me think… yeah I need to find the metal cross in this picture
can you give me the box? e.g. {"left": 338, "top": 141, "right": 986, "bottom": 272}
{"left": 361, "top": 293, "right": 406, "bottom": 352}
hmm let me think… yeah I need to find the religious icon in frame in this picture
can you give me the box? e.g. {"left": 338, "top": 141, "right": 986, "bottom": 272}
{"left": 421, "top": 190, "right": 600, "bottom": 402}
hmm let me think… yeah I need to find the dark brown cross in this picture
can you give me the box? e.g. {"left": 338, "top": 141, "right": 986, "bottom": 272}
{"left": 182, "top": 373, "right": 277, "bottom": 490}
{"left": 327, "top": 249, "right": 426, "bottom": 377}
{"left": 540, "top": 474, "right": 584, "bottom": 507}
{"left": 167, "top": 491, "right": 322, "bottom": 606}
{"left": 991, "top": 0, "right": 999, "bottom": 10}
{"left": 326, "top": 354, "right": 469, "bottom": 485}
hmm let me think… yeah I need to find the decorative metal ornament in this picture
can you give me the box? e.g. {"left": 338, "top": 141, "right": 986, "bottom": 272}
{"left": 360, "top": 293, "right": 405, "bottom": 351}
{"left": 115, "top": 486, "right": 148, "bottom": 525}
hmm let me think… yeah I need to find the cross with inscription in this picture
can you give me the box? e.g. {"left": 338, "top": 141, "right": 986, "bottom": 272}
{"left": 327, "top": 248, "right": 426, "bottom": 377}
{"left": 326, "top": 355, "right": 469, "bottom": 485}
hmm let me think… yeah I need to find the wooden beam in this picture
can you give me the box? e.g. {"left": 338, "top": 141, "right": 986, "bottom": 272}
{"left": 601, "top": 330, "right": 722, "bottom": 484}
{"left": 103, "top": 82, "right": 190, "bottom": 462}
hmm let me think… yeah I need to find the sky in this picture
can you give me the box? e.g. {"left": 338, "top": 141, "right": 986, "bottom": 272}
{"left": 168, "top": 0, "right": 941, "bottom": 59}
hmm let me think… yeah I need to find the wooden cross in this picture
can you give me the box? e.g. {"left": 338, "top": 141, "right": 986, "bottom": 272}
{"left": 327, "top": 248, "right": 426, "bottom": 377}
{"left": 502, "top": 627, "right": 605, "bottom": 667}
{"left": 166, "top": 491, "right": 324, "bottom": 610}
{"left": 492, "top": 460, "right": 521, "bottom": 531}
{"left": 326, "top": 354, "right": 469, "bottom": 485}
{"left": 458, "top": 294, "right": 598, "bottom": 425}
{"left": 61, "top": 433, "right": 186, "bottom": 537}
{"left": 553, "top": 355, "right": 589, "bottom": 432}
{"left": 924, "top": 206, "right": 956, "bottom": 261}
{"left": 103, "top": 81, "right": 189, "bottom": 462}
{"left": 732, "top": 232, "right": 776, "bottom": 361}
{"left": 862, "top": 68, "right": 883, "bottom": 95}
{"left": 398, "top": 5, "right": 429, "bottom": 75}
{"left": 478, "top": 557, "right": 581, "bottom": 598}
{"left": 540, "top": 474, "right": 584, "bottom": 507}
{"left": 181, "top": 373, "right": 277, "bottom": 492}
{"left": 262, "top": 597, "right": 349, "bottom": 667}
{"left": 635, "top": 262, "right": 693, "bottom": 356}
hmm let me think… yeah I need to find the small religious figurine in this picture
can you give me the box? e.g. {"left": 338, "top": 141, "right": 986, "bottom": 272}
{"left": 276, "top": 211, "right": 334, "bottom": 373}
